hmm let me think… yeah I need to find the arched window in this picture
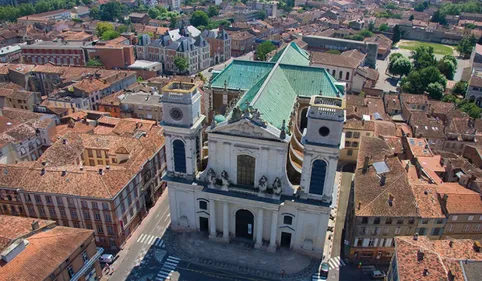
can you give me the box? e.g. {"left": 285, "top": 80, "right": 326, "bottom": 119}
{"left": 346, "top": 71, "right": 350, "bottom": 80}
{"left": 309, "top": 160, "right": 327, "bottom": 195}
{"left": 300, "top": 107, "right": 308, "bottom": 132}
{"left": 237, "top": 155, "right": 255, "bottom": 186}
{"left": 173, "top": 140, "right": 186, "bottom": 173}
{"left": 332, "top": 69, "right": 336, "bottom": 76}
{"left": 339, "top": 71, "right": 343, "bottom": 80}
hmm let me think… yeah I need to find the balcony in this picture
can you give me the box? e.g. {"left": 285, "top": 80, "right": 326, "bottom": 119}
{"left": 70, "top": 247, "right": 104, "bottom": 281}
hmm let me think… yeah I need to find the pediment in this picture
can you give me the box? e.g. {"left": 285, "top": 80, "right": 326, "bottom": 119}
{"left": 209, "top": 118, "right": 287, "bottom": 142}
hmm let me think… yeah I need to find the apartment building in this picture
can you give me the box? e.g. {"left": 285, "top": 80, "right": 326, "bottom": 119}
{"left": 200, "top": 29, "right": 231, "bottom": 65}
{"left": 17, "top": 9, "right": 72, "bottom": 25}
{"left": 228, "top": 31, "right": 255, "bottom": 57}
{"left": 5, "top": 90, "right": 41, "bottom": 111}
{"left": 387, "top": 236, "right": 482, "bottom": 281}
{"left": 21, "top": 41, "right": 87, "bottom": 66}
{"left": 0, "top": 215, "right": 102, "bottom": 281}
{"left": 340, "top": 119, "right": 374, "bottom": 163}
{"left": 0, "top": 120, "right": 166, "bottom": 249}
{"left": 136, "top": 26, "right": 212, "bottom": 74}
{"left": 438, "top": 183, "right": 482, "bottom": 240}
{"left": 83, "top": 37, "right": 136, "bottom": 70}
{"left": 0, "top": 108, "right": 57, "bottom": 163}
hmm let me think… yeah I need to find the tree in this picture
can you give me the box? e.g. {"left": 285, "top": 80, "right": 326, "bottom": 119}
{"left": 389, "top": 56, "right": 412, "bottom": 78}
{"left": 174, "top": 56, "right": 189, "bottom": 73}
{"left": 190, "top": 10, "right": 209, "bottom": 27}
{"left": 169, "top": 15, "right": 177, "bottom": 29}
{"left": 117, "top": 24, "right": 129, "bottom": 33}
{"left": 427, "top": 82, "right": 444, "bottom": 100}
{"left": 86, "top": 58, "right": 103, "bottom": 67}
{"left": 431, "top": 9, "right": 446, "bottom": 25}
{"left": 368, "top": 21, "right": 375, "bottom": 31}
{"left": 409, "top": 14, "right": 414, "bottom": 21}
{"left": 207, "top": 5, "right": 219, "bottom": 17}
{"left": 401, "top": 66, "right": 446, "bottom": 94}
{"left": 358, "top": 29, "right": 373, "bottom": 38}
{"left": 437, "top": 59, "right": 456, "bottom": 80}
{"left": 456, "top": 35, "right": 476, "bottom": 58}
{"left": 326, "top": 50, "right": 341, "bottom": 55}
{"left": 410, "top": 46, "right": 436, "bottom": 70}
{"left": 101, "top": 30, "right": 120, "bottom": 40}
{"left": 379, "top": 23, "right": 389, "bottom": 32}
{"left": 452, "top": 81, "right": 468, "bottom": 97}
{"left": 100, "top": 1, "right": 122, "bottom": 22}
{"left": 148, "top": 7, "right": 160, "bottom": 19}
{"left": 392, "top": 25, "right": 401, "bottom": 44}
{"left": 414, "top": 3, "right": 426, "bottom": 12}
{"left": 19, "top": 4, "right": 35, "bottom": 16}
{"left": 442, "top": 94, "right": 458, "bottom": 103}
{"left": 389, "top": 53, "right": 403, "bottom": 62}
{"left": 256, "top": 41, "right": 276, "bottom": 61}
{"left": 90, "top": 6, "right": 101, "bottom": 20}
{"left": 96, "top": 22, "right": 114, "bottom": 37}
{"left": 460, "top": 101, "right": 482, "bottom": 118}
{"left": 255, "top": 10, "right": 266, "bottom": 20}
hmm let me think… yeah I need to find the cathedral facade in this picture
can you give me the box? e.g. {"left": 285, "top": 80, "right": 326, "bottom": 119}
{"left": 162, "top": 43, "right": 346, "bottom": 257}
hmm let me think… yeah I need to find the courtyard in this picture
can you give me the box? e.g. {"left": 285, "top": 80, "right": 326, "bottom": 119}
{"left": 397, "top": 40, "right": 454, "bottom": 55}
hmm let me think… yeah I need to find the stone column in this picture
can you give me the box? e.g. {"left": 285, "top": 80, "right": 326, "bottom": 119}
{"left": 268, "top": 210, "right": 278, "bottom": 251}
{"left": 255, "top": 208, "right": 264, "bottom": 248}
{"left": 222, "top": 202, "right": 229, "bottom": 241}
{"left": 209, "top": 199, "right": 216, "bottom": 239}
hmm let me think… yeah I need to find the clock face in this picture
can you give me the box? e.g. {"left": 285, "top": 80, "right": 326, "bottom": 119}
{"left": 170, "top": 108, "right": 183, "bottom": 121}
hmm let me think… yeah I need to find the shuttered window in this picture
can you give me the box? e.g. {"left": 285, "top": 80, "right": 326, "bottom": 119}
{"left": 309, "top": 160, "right": 327, "bottom": 195}
{"left": 173, "top": 140, "right": 186, "bottom": 173}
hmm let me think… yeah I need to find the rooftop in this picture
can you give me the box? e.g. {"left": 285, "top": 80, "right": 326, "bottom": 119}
{"left": 0, "top": 215, "right": 55, "bottom": 252}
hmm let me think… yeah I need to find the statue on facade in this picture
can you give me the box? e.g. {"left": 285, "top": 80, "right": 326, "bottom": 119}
{"left": 273, "top": 177, "right": 282, "bottom": 195}
{"left": 207, "top": 168, "right": 216, "bottom": 187}
{"left": 221, "top": 170, "right": 230, "bottom": 189}
{"left": 258, "top": 175, "right": 268, "bottom": 193}
{"left": 230, "top": 106, "right": 242, "bottom": 122}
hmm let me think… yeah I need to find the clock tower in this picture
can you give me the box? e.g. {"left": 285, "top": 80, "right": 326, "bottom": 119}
{"left": 161, "top": 81, "right": 205, "bottom": 179}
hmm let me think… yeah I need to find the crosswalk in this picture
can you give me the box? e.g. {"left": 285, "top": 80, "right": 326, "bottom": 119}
{"left": 137, "top": 233, "right": 165, "bottom": 248}
{"left": 327, "top": 256, "right": 346, "bottom": 270}
{"left": 156, "top": 256, "right": 180, "bottom": 281}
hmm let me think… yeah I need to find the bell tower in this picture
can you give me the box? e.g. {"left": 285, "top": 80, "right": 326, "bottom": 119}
{"left": 300, "top": 95, "right": 345, "bottom": 204}
{"left": 161, "top": 81, "right": 205, "bottom": 179}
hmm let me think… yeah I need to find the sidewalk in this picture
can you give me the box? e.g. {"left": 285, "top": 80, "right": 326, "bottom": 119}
{"left": 164, "top": 230, "right": 320, "bottom": 281}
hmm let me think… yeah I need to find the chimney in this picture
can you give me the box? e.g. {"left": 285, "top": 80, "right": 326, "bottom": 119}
{"left": 380, "top": 174, "right": 386, "bottom": 186}
{"left": 31, "top": 220, "right": 39, "bottom": 231}
{"left": 106, "top": 165, "right": 110, "bottom": 170}
{"left": 362, "top": 156, "right": 370, "bottom": 174}
{"left": 41, "top": 161, "right": 46, "bottom": 166}
{"left": 362, "top": 118, "right": 365, "bottom": 126}
{"left": 62, "top": 139, "right": 67, "bottom": 145}
{"left": 417, "top": 250, "right": 424, "bottom": 262}
{"left": 423, "top": 269, "right": 429, "bottom": 276}
{"left": 405, "top": 162, "right": 410, "bottom": 172}
{"left": 413, "top": 233, "right": 419, "bottom": 241}
{"left": 98, "top": 168, "right": 103, "bottom": 175}
{"left": 357, "top": 201, "right": 361, "bottom": 210}
{"left": 388, "top": 193, "right": 394, "bottom": 207}
{"left": 449, "top": 241, "right": 453, "bottom": 247}
{"left": 61, "top": 170, "right": 67, "bottom": 176}
{"left": 41, "top": 168, "right": 45, "bottom": 176}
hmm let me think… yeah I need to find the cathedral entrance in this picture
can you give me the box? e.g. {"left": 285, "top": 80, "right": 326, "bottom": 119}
{"left": 235, "top": 209, "right": 254, "bottom": 240}
{"left": 199, "top": 217, "right": 209, "bottom": 233}
{"left": 280, "top": 232, "right": 292, "bottom": 248}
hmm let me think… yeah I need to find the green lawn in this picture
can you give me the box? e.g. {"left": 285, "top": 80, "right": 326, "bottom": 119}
{"left": 398, "top": 41, "right": 453, "bottom": 55}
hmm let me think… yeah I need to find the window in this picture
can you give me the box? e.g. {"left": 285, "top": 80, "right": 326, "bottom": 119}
{"left": 385, "top": 217, "right": 392, "bottom": 224}
{"left": 345, "top": 132, "right": 352, "bottom": 138}
{"left": 345, "top": 141, "right": 351, "bottom": 147}
{"left": 94, "top": 212, "right": 101, "bottom": 221}
{"left": 199, "top": 201, "right": 207, "bottom": 210}
{"left": 107, "top": 225, "right": 114, "bottom": 235}
{"left": 353, "top": 132, "right": 360, "bottom": 138}
{"left": 35, "top": 195, "right": 42, "bottom": 203}
{"left": 56, "top": 196, "right": 63, "bottom": 205}
{"left": 283, "top": 216, "right": 293, "bottom": 225}
{"left": 475, "top": 224, "right": 481, "bottom": 232}
{"left": 96, "top": 150, "right": 102, "bottom": 158}
{"left": 70, "top": 209, "right": 78, "bottom": 218}
{"left": 97, "top": 225, "right": 104, "bottom": 233}
{"left": 436, "top": 219, "right": 444, "bottom": 224}
{"left": 67, "top": 266, "right": 74, "bottom": 278}
{"left": 374, "top": 217, "right": 380, "bottom": 224}
{"left": 361, "top": 217, "right": 368, "bottom": 224}
{"left": 104, "top": 213, "right": 112, "bottom": 222}
{"left": 479, "top": 215, "right": 482, "bottom": 221}
{"left": 173, "top": 140, "right": 186, "bottom": 173}
{"left": 463, "top": 224, "right": 470, "bottom": 232}
{"left": 368, "top": 238, "right": 376, "bottom": 247}
{"left": 83, "top": 211, "right": 90, "bottom": 220}
{"left": 81, "top": 201, "right": 88, "bottom": 208}
{"left": 102, "top": 203, "right": 109, "bottom": 210}
{"left": 352, "top": 142, "right": 359, "bottom": 148}
{"left": 59, "top": 208, "right": 66, "bottom": 217}
{"left": 452, "top": 215, "right": 458, "bottom": 221}
{"left": 89, "top": 159, "right": 95, "bottom": 166}
{"left": 417, "top": 227, "right": 427, "bottom": 235}
{"left": 86, "top": 222, "right": 93, "bottom": 229}
{"left": 432, "top": 228, "right": 442, "bottom": 236}
{"left": 25, "top": 194, "right": 31, "bottom": 202}
{"left": 408, "top": 218, "right": 415, "bottom": 224}
{"left": 309, "top": 160, "right": 327, "bottom": 195}
{"left": 45, "top": 196, "right": 52, "bottom": 203}
{"left": 48, "top": 207, "right": 56, "bottom": 217}
{"left": 346, "top": 72, "right": 350, "bottom": 80}
{"left": 383, "top": 227, "right": 389, "bottom": 235}
{"left": 27, "top": 205, "right": 35, "bottom": 216}
{"left": 394, "top": 227, "right": 401, "bottom": 235}
{"left": 397, "top": 219, "right": 404, "bottom": 224}
{"left": 73, "top": 221, "right": 80, "bottom": 228}
{"left": 468, "top": 215, "right": 474, "bottom": 221}
{"left": 237, "top": 155, "right": 256, "bottom": 186}
{"left": 347, "top": 149, "right": 353, "bottom": 156}
{"left": 447, "top": 224, "right": 454, "bottom": 232}
{"left": 38, "top": 206, "right": 45, "bottom": 216}
{"left": 82, "top": 251, "right": 89, "bottom": 263}
{"left": 421, "top": 219, "right": 429, "bottom": 224}
{"left": 339, "top": 71, "right": 343, "bottom": 79}
{"left": 88, "top": 149, "right": 93, "bottom": 157}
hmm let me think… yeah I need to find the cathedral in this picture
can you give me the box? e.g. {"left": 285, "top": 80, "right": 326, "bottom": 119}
{"left": 161, "top": 42, "right": 346, "bottom": 257}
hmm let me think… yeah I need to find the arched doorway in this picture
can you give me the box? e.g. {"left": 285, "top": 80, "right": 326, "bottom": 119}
{"left": 235, "top": 209, "right": 254, "bottom": 240}
{"left": 300, "top": 107, "right": 308, "bottom": 132}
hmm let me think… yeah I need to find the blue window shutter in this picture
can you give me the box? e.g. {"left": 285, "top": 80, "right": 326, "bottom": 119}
{"left": 173, "top": 140, "right": 186, "bottom": 173}
{"left": 309, "top": 160, "right": 327, "bottom": 195}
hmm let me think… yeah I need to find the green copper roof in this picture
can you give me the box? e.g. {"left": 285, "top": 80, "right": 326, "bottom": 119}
{"left": 213, "top": 42, "right": 344, "bottom": 131}
{"left": 210, "top": 60, "right": 274, "bottom": 90}
{"left": 270, "top": 42, "right": 310, "bottom": 66}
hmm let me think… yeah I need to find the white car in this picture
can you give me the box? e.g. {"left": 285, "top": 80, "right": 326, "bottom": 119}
{"left": 99, "top": 254, "right": 114, "bottom": 263}
{"left": 371, "top": 270, "right": 386, "bottom": 279}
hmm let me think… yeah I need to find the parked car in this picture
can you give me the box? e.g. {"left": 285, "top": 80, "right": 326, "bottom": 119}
{"left": 320, "top": 262, "right": 329, "bottom": 280}
{"left": 99, "top": 254, "right": 114, "bottom": 263}
{"left": 371, "top": 270, "right": 386, "bottom": 279}
{"left": 208, "top": 68, "right": 214, "bottom": 72}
